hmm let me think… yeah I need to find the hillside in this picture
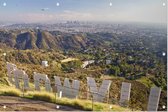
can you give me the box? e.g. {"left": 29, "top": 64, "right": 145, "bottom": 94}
{"left": 0, "top": 27, "right": 167, "bottom": 111}
{"left": 0, "top": 48, "right": 167, "bottom": 111}
{"left": 0, "top": 30, "right": 88, "bottom": 50}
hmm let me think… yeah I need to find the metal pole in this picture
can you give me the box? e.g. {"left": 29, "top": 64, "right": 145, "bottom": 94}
{"left": 55, "top": 91, "right": 57, "bottom": 111}
{"left": 22, "top": 80, "right": 24, "bottom": 97}
{"left": 107, "top": 89, "right": 109, "bottom": 104}
{"left": 92, "top": 95, "right": 94, "bottom": 111}
{"left": 87, "top": 88, "right": 89, "bottom": 100}
{"left": 19, "top": 77, "right": 24, "bottom": 97}
{"left": 55, "top": 92, "right": 57, "bottom": 104}
{"left": 3, "top": 53, "right": 7, "bottom": 77}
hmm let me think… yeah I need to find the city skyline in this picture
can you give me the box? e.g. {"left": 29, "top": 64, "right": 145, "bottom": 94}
{"left": 0, "top": 0, "right": 167, "bottom": 24}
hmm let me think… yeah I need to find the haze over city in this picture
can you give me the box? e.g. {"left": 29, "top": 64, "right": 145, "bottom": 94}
{"left": 0, "top": 0, "right": 167, "bottom": 24}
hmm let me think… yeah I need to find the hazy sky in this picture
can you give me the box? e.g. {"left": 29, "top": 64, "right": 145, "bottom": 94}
{"left": 0, "top": 0, "right": 167, "bottom": 24}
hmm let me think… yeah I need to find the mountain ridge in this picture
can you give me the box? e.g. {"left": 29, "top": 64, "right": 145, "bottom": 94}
{"left": 0, "top": 30, "right": 90, "bottom": 50}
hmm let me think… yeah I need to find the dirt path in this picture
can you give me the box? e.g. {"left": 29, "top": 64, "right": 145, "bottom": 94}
{"left": 0, "top": 96, "right": 81, "bottom": 111}
{"left": 61, "top": 58, "right": 79, "bottom": 63}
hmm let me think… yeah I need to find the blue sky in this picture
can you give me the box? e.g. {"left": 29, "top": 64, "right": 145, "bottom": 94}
{"left": 0, "top": 0, "right": 167, "bottom": 24}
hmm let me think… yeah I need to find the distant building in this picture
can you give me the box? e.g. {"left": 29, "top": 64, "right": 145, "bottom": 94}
{"left": 106, "top": 59, "right": 111, "bottom": 65}
{"left": 42, "top": 61, "right": 48, "bottom": 67}
{"left": 81, "top": 60, "right": 95, "bottom": 68}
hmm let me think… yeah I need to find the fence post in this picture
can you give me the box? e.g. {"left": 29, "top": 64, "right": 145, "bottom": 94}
{"left": 87, "top": 88, "right": 90, "bottom": 100}
{"left": 92, "top": 95, "right": 94, "bottom": 111}
{"left": 107, "top": 89, "right": 110, "bottom": 104}
{"left": 55, "top": 92, "right": 57, "bottom": 104}
{"left": 22, "top": 80, "right": 24, "bottom": 97}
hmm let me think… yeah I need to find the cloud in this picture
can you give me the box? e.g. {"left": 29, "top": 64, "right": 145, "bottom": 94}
{"left": 17, "top": 11, "right": 95, "bottom": 23}
{"left": 60, "top": 10, "right": 93, "bottom": 21}
{"left": 16, "top": 10, "right": 118, "bottom": 23}
{"left": 0, "top": 0, "right": 167, "bottom": 24}
{"left": 18, "top": 13, "right": 53, "bottom": 23}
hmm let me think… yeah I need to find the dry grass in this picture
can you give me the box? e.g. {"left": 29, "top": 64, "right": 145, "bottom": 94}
{"left": 0, "top": 85, "right": 130, "bottom": 111}
{"left": 0, "top": 86, "right": 21, "bottom": 97}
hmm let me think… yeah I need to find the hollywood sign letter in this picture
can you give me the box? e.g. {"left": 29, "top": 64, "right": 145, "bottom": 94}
{"left": 119, "top": 82, "right": 131, "bottom": 106}
{"left": 33, "top": 72, "right": 51, "bottom": 92}
{"left": 54, "top": 76, "right": 80, "bottom": 99}
{"left": 13, "top": 69, "right": 29, "bottom": 90}
{"left": 87, "top": 77, "right": 111, "bottom": 102}
{"left": 147, "top": 87, "right": 161, "bottom": 111}
{"left": 6, "top": 62, "right": 17, "bottom": 84}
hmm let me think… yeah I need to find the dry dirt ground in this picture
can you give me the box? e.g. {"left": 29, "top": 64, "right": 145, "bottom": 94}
{"left": 0, "top": 96, "right": 81, "bottom": 111}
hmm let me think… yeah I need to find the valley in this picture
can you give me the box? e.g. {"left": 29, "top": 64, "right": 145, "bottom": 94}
{"left": 0, "top": 22, "right": 167, "bottom": 111}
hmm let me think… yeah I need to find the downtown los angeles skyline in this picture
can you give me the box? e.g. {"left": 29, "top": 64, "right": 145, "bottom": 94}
{"left": 0, "top": 0, "right": 167, "bottom": 24}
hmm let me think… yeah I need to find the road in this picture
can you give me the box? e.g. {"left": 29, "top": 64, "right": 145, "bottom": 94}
{"left": 0, "top": 96, "right": 81, "bottom": 111}
{"left": 61, "top": 58, "right": 79, "bottom": 63}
